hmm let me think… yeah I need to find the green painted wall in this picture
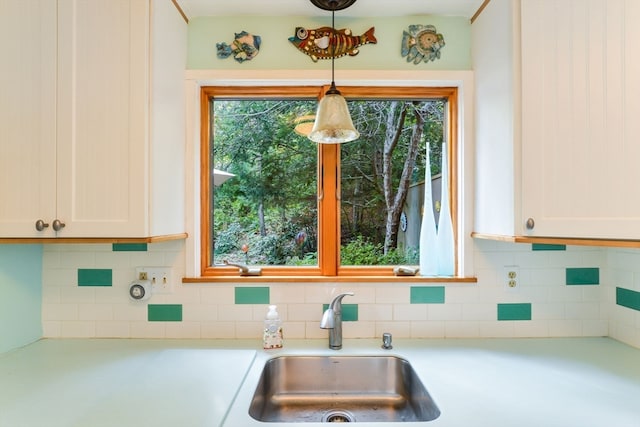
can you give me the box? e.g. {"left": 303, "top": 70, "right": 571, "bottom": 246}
{"left": 188, "top": 15, "right": 471, "bottom": 70}
{"left": 0, "top": 245, "right": 42, "bottom": 353}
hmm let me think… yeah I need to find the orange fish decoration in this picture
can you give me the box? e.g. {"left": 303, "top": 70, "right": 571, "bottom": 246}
{"left": 288, "top": 26, "right": 377, "bottom": 62}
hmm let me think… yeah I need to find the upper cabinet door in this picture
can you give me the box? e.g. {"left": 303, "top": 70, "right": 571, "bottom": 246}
{"left": 0, "top": 0, "right": 185, "bottom": 239}
{"left": 0, "top": 1, "right": 57, "bottom": 237}
{"left": 521, "top": 0, "right": 640, "bottom": 239}
{"left": 56, "top": 0, "right": 149, "bottom": 237}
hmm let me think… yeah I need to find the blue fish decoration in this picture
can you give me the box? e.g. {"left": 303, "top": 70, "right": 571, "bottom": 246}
{"left": 401, "top": 25, "right": 445, "bottom": 65}
{"left": 217, "top": 31, "right": 262, "bottom": 63}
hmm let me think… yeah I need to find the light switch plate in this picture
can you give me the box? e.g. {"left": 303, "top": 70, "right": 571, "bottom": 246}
{"left": 135, "top": 267, "right": 173, "bottom": 294}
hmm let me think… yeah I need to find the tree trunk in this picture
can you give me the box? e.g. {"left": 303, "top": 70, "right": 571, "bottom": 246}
{"left": 258, "top": 201, "right": 266, "bottom": 236}
{"left": 383, "top": 102, "right": 425, "bottom": 254}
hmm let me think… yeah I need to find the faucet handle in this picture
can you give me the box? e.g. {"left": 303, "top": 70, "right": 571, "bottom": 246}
{"left": 329, "top": 292, "right": 354, "bottom": 308}
{"left": 321, "top": 292, "right": 354, "bottom": 329}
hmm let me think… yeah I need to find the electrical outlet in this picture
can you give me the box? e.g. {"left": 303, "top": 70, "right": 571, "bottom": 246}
{"left": 135, "top": 267, "right": 173, "bottom": 294}
{"left": 503, "top": 266, "right": 520, "bottom": 292}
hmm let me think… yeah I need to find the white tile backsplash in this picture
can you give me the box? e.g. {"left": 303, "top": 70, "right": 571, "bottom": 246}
{"left": 95, "top": 321, "right": 130, "bottom": 338}
{"left": 38, "top": 240, "right": 640, "bottom": 349}
{"left": 287, "top": 303, "right": 323, "bottom": 321}
{"left": 358, "top": 303, "right": 392, "bottom": 321}
{"left": 201, "top": 321, "right": 236, "bottom": 339}
{"left": 166, "top": 321, "right": 201, "bottom": 339}
{"left": 61, "top": 321, "right": 95, "bottom": 338}
{"left": 428, "top": 303, "right": 462, "bottom": 321}
{"left": 373, "top": 321, "right": 410, "bottom": 338}
{"left": 78, "top": 304, "right": 113, "bottom": 321}
{"left": 393, "top": 304, "right": 427, "bottom": 321}
{"left": 410, "top": 320, "right": 445, "bottom": 338}
{"left": 375, "top": 286, "right": 410, "bottom": 303}
{"left": 445, "top": 321, "right": 480, "bottom": 337}
{"left": 43, "top": 303, "right": 78, "bottom": 321}
{"left": 130, "top": 321, "right": 166, "bottom": 338}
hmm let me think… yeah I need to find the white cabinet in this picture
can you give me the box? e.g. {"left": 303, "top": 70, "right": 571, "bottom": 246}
{"left": 474, "top": 0, "right": 640, "bottom": 241}
{"left": 473, "top": 0, "right": 522, "bottom": 237}
{"left": 0, "top": 0, "right": 186, "bottom": 239}
{"left": 520, "top": 0, "right": 640, "bottom": 239}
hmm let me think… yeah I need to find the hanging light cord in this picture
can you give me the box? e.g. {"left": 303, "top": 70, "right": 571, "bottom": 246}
{"left": 327, "top": 8, "right": 340, "bottom": 95}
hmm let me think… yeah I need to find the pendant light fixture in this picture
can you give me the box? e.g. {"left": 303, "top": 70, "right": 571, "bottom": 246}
{"left": 308, "top": 0, "right": 360, "bottom": 144}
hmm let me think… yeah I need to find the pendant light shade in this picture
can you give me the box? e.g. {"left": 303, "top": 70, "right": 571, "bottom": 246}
{"left": 308, "top": 0, "right": 359, "bottom": 144}
{"left": 308, "top": 84, "right": 359, "bottom": 143}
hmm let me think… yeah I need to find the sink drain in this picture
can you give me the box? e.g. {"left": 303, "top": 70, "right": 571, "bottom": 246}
{"left": 322, "top": 409, "right": 355, "bottom": 423}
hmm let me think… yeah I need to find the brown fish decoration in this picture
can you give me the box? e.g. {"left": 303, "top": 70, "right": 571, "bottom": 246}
{"left": 288, "top": 26, "right": 376, "bottom": 62}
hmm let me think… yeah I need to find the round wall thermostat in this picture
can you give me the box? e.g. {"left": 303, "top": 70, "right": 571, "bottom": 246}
{"left": 129, "top": 280, "right": 151, "bottom": 301}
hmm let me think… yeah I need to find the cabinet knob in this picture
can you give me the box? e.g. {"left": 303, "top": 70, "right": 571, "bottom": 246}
{"left": 52, "top": 219, "right": 66, "bottom": 231}
{"left": 35, "top": 219, "right": 49, "bottom": 231}
{"left": 525, "top": 218, "right": 535, "bottom": 230}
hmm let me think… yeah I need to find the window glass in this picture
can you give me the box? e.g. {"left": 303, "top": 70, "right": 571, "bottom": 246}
{"left": 340, "top": 99, "right": 446, "bottom": 266}
{"left": 202, "top": 86, "right": 456, "bottom": 277}
{"left": 211, "top": 99, "right": 318, "bottom": 267}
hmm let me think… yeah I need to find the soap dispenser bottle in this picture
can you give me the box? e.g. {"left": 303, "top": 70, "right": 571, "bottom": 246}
{"left": 263, "top": 305, "right": 283, "bottom": 349}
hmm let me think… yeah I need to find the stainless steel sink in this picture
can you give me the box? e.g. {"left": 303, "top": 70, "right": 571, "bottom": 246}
{"left": 248, "top": 355, "right": 440, "bottom": 423}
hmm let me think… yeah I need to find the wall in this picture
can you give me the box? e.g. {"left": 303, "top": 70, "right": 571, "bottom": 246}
{"left": 0, "top": 245, "right": 42, "bottom": 353}
{"left": 187, "top": 15, "right": 471, "bottom": 70}
{"left": 42, "top": 239, "right": 626, "bottom": 344}
{"left": 35, "top": 10, "right": 640, "bottom": 349}
{"left": 607, "top": 248, "right": 640, "bottom": 347}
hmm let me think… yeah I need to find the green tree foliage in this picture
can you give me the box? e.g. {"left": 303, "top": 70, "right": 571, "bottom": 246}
{"left": 211, "top": 97, "right": 445, "bottom": 266}
{"left": 212, "top": 100, "right": 318, "bottom": 264}
{"left": 342, "top": 100, "right": 445, "bottom": 255}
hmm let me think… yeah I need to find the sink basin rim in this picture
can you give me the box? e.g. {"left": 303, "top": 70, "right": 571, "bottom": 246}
{"left": 248, "top": 354, "right": 441, "bottom": 423}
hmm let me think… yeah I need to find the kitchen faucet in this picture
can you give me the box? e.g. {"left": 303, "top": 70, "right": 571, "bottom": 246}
{"left": 320, "top": 292, "right": 354, "bottom": 350}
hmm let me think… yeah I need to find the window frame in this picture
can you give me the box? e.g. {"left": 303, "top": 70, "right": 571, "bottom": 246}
{"left": 199, "top": 85, "right": 459, "bottom": 279}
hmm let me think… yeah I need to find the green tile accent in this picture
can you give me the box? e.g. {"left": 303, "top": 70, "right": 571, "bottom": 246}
{"left": 566, "top": 268, "right": 599, "bottom": 285}
{"left": 148, "top": 304, "right": 183, "bottom": 321}
{"left": 497, "top": 303, "right": 532, "bottom": 321}
{"left": 235, "top": 287, "right": 270, "bottom": 304}
{"left": 322, "top": 304, "right": 358, "bottom": 321}
{"left": 616, "top": 287, "right": 640, "bottom": 312}
{"left": 532, "top": 243, "right": 566, "bottom": 251}
{"left": 410, "top": 286, "right": 445, "bottom": 304}
{"left": 112, "top": 243, "right": 148, "bottom": 251}
{"left": 77, "top": 269, "right": 112, "bottom": 287}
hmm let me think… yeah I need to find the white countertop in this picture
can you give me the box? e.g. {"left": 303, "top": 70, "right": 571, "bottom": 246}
{"left": 0, "top": 339, "right": 257, "bottom": 427}
{"left": 1, "top": 338, "right": 639, "bottom": 427}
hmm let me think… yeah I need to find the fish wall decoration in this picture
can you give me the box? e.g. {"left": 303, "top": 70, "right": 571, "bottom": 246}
{"left": 216, "top": 31, "right": 261, "bottom": 63}
{"left": 288, "top": 26, "right": 376, "bottom": 62}
{"left": 401, "top": 24, "right": 445, "bottom": 65}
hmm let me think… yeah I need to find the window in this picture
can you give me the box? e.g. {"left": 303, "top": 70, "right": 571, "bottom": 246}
{"left": 200, "top": 86, "right": 458, "bottom": 278}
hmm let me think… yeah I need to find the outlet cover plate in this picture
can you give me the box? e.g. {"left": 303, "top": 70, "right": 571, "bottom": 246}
{"left": 503, "top": 266, "right": 520, "bottom": 292}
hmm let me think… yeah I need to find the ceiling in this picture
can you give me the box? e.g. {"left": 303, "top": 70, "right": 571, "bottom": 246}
{"left": 177, "top": 0, "right": 486, "bottom": 20}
